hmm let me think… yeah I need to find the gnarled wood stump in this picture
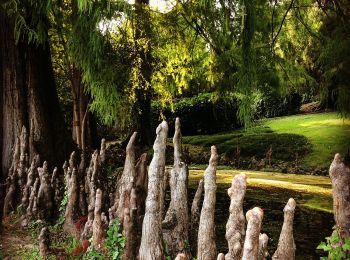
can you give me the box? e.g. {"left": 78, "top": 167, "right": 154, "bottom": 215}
{"left": 163, "top": 118, "right": 190, "bottom": 258}
{"left": 329, "top": 153, "right": 350, "bottom": 239}
{"left": 190, "top": 179, "right": 204, "bottom": 256}
{"left": 225, "top": 173, "right": 247, "bottom": 260}
{"left": 242, "top": 207, "right": 264, "bottom": 260}
{"left": 139, "top": 121, "right": 168, "bottom": 260}
{"left": 197, "top": 146, "right": 218, "bottom": 260}
{"left": 272, "top": 198, "right": 296, "bottom": 260}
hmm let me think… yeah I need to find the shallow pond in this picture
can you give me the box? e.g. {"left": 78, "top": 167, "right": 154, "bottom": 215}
{"left": 188, "top": 170, "right": 334, "bottom": 259}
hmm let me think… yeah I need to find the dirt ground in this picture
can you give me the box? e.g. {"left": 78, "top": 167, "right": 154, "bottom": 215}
{"left": 0, "top": 215, "right": 35, "bottom": 259}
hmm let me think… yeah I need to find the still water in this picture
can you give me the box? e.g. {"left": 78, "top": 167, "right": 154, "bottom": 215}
{"left": 188, "top": 185, "right": 334, "bottom": 259}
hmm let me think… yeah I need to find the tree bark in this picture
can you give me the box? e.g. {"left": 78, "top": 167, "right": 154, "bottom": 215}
{"left": 0, "top": 7, "right": 4, "bottom": 227}
{"left": 71, "top": 66, "right": 97, "bottom": 150}
{"left": 329, "top": 153, "right": 350, "bottom": 239}
{"left": 163, "top": 118, "right": 190, "bottom": 258}
{"left": 139, "top": 121, "right": 168, "bottom": 260}
{"left": 197, "top": 146, "right": 218, "bottom": 260}
{"left": 225, "top": 173, "right": 247, "bottom": 260}
{"left": 258, "top": 233, "right": 269, "bottom": 260}
{"left": 64, "top": 167, "right": 79, "bottom": 236}
{"left": 39, "top": 227, "right": 49, "bottom": 259}
{"left": 110, "top": 132, "right": 138, "bottom": 222}
{"left": 134, "top": 0, "right": 153, "bottom": 147}
{"left": 272, "top": 198, "right": 296, "bottom": 260}
{"left": 37, "top": 161, "right": 54, "bottom": 219}
{"left": 92, "top": 189, "right": 105, "bottom": 249}
{"left": 242, "top": 207, "right": 264, "bottom": 260}
{"left": 0, "top": 7, "right": 72, "bottom": 223}
{"left": 190, "top": 179, "right": 204, "bottom": 256}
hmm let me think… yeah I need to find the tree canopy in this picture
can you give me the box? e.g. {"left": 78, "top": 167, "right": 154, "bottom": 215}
{"left": 2, "top": 0, "right": 349, "bottom": 137}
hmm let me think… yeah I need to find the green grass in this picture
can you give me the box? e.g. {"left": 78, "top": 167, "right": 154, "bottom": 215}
{"left": 189, "top": 169, "right": 333, "bottom": 212}
{"left": 263, "top": 112, "right": 350, "bottom": 167}
{"left": 182, "top": 112, "right": 350, "bottom": 168}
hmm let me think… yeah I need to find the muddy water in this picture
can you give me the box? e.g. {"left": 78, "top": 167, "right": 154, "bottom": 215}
{"left": 188, "top": 185, "right": 334, "bottom": 260}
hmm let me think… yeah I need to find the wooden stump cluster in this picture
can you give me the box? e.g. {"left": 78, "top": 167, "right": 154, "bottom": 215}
{"left": 3, "top": 119, "right": 307, "bottom": 260}
{"left": 2, "top": 126, "right": 60, "bottom": 226}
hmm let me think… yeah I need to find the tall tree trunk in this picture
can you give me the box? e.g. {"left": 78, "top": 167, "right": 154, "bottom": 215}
{"left": 134, "top": 0, "right": 153, "bottom": 146}
{"left": 0, "top": 8, "right": 72, "bottom": 222}
{"left": 0, "top": 8, "right": 4, "bottom": 226}
{"left": 71, "top": 66, "right": 97, "bottom": 150}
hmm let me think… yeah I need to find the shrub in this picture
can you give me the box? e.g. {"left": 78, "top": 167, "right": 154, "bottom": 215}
{"left": 317, "top": 229, "right": 350, "bottom": 259}
{"left": 152, "top": 93, "right": 241, "bottom": 136}
{"left": 256, "top": 92, "right": 302, "bottom": 118}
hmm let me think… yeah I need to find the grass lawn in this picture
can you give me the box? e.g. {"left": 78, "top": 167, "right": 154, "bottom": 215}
{"left": 264, "top": 112, "right": 350, "bottom": 167}
{"left": 182, "top": 112, "right": 350, "bottom": 169}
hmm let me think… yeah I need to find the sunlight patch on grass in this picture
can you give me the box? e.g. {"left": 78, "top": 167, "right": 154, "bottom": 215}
{"left": 183, "top": 112, "right": 350, "bottom": 168}
{"left": 189, "top": 169, "right": 333, "bottom": 212}
{"left": 299, "top": 119, "right": 350, "bottom": 127}
{"left": 264, "top": 112, "right": 350, "bottom": 167}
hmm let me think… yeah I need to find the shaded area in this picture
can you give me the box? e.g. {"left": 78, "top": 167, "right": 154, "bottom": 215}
{"left": 189, "top": 170, "right": 334, "bottom": 259}
{"left": 188, "top": 184, "right": 333, "bottom": 259}
{"left": 182, "top": 112, "right": 350, "bottom": 170}
{"left": 183, "top": 126, "right": 310, "bottom": 162}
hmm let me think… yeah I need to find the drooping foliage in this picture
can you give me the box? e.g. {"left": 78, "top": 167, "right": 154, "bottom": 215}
{"left": 2, "top": 0, "right": 349, "bottom": 140}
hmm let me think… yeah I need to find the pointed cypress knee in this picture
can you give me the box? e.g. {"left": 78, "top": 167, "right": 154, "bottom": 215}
{"left": 242, "top": 207, "right": 264, "bottom": 260}
{"left": 272, "top": 198, "right": 296, "bottom": 260}
{"left": 225, "top": 173, "right": 247, "bottom": 260}
{"left": 139, "top": 121, "right": 168, "bottom": 260}
{"left": 329, "top": 153, "right": 350, "bottom": 239}
{"left": 197, "top": 146, "right": 218, "bottom": 260}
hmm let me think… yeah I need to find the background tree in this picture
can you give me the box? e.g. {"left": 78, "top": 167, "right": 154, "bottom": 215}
{"left": 49, "top": 0, "right": 99, "bottom": 150}
{"left": 0, "top": 0, "right": 73, "bottom": 223}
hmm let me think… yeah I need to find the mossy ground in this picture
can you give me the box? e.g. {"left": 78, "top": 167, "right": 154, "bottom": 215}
{"left": 189, "top": 169, "right": 333, "bottom": 212}
{"left": 182, "top": 112, "right": 350, "bottom": 169}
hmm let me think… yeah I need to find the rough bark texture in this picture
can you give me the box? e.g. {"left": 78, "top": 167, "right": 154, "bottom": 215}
{"left": 272, "top": 198, "right": 296, "bottom": 260}
{"left": 21, "top": 155, "right": 40, "bottom": 213}
{"left": 225, "top": 173, "right": 247, "bottom": 260}
{"left": 39, "top": 227, "right": 49, "bottom": 260}
{"left": 22, "top": 177, "right": 40, "bottom": 226}
{"left": 0, "top": 7, "right": 72, "bottom": 223}
{"left": 3, "top": 137, "right": 20, "bottom": 216}
{"left": 71, "top": 67, "right": 97, "bottom": 150}
{"left": 175, "top": 253, "right": 188, "bottom": 260}
{"left": 242, "top": 207, "right": 264, "bottom": 260}
{"left": 122, "top": 188, "right": 138, "bottom": 260}
{"left": 112, "top": 132, "right": 137, "bottom": 222}
{"left": 135, "top": 152, "right": 148, "bottom": 223}
{"left": 92, "top": 189, "right": 105, "bottom": 249}
{"left": 163, "top": 118, "right": 190, "bottom": 258}
{"left": 190, "top": 179, "right": 204, "bottom": 256}
{"left": 99, "top": 139, "right": 106, "bottom": 163}
{"left": 329, "top": 153, "right": 350, "bottom": 239}
{"left": 37, "top": 162, "right": 53, "bottom": 219}
{"left": 197, "top": 146, "right": 218, "bottom": 260}
{"left": 82, "top": 150, "right": 100, "bottom": 239}
{"left": 64, "top": 166, "right": 79, "bottom": 236}
{"left": 138, "top": 121, "right": 168, "bottom": 260}
{"left": 258, "top": 233, "right": 269, "bottom": 260}
{"left": 0, "top": 9, "right": 3, "bottom": 225}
